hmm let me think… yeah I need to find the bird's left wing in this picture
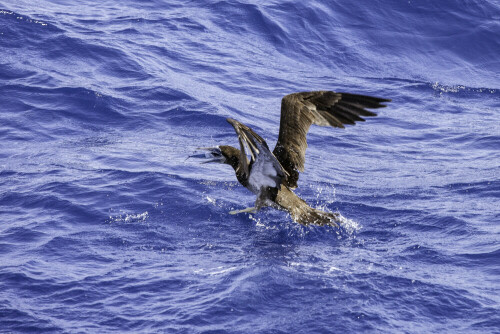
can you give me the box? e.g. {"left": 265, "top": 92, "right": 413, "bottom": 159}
{"left": 226, "top": 118, "right": 286, "bottom": 188}
{"left": 273, "top": 91, "right": 390, "bottom": 188}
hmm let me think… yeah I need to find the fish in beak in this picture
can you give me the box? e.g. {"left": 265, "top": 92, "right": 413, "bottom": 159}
{"left": 188, "top": 146, "right": 226, "bottom": 164}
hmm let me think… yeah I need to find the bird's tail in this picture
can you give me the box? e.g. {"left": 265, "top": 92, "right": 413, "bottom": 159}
{"left": 274, "top": 186, "right": 341, "bottom": 227}
{"left": 298, "top": 207, "right": 340, "bottom": 227}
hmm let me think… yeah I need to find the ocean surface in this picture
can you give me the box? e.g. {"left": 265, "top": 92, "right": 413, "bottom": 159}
{"left": 1, "top": 0, "right": 499, "bottom": 333}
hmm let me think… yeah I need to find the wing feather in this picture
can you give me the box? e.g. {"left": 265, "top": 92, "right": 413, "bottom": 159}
{"left": 227, "top": 118, "right": 286, "bottom": 188}
{"left": 273, "top": 91, "right": 390, "bottom": 188}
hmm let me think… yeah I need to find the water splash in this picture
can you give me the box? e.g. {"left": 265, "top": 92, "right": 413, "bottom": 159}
{"left": 336, "top": 213, "right": 361, "bottom": 235}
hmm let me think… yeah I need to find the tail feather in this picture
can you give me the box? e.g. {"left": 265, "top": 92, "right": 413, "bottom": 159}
{"left": 274, "top": 186, "right": 340, "bottom": 227}
{"left": 296, "top": 207, "right": 340, "bottom": 227}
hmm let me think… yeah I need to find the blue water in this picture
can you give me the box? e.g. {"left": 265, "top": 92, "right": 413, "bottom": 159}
{"left": 1, "top": 0, "right": 499, "bottom": 332}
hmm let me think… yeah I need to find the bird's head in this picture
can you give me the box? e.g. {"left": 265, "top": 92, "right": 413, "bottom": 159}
{"left": 188, "top": 145, "right": 240, "bottom": 168}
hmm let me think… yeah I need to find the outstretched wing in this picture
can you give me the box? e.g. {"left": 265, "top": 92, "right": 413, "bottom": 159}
{"left": 273, "top": 91, "right": 390, "bottom": 188}
{"left": 226, "top": 118, "right": 286, "bottom": 189}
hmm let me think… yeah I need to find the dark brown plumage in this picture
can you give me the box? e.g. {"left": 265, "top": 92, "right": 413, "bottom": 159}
{"left": 193, "top": 91, "right": 390, "bottom": 226}
{"left": 273, "top": 91, "right": 390, "bottom": 189}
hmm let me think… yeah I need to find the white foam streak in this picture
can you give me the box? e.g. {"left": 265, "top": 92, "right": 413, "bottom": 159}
{"left": 109, "top": 211, "right": 149, "bottom": 223}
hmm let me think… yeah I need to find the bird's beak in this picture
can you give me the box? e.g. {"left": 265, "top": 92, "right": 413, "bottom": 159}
{"left": 187, "top": 147, "right": 226, "bottom": 164}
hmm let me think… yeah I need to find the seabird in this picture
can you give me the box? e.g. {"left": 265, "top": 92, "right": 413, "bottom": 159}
{"left": 191, "top": 91, "right": 390, "bottom": 226}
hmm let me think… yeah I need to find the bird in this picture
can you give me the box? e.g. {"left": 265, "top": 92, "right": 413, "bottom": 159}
{"left": 190, "top": 91, "right": 390, "bottom": 227}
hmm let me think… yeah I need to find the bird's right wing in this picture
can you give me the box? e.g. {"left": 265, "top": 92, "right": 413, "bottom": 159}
{"left": 273, "top": 91, "right": 390, "bottom": 188}
{"left": 226, "top": 118, "right": 286, "bottom": 188}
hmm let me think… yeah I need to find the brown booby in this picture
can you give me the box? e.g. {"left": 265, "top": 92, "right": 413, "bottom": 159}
{"left": 191, "top": 91, "right": 390, "bottom": 226}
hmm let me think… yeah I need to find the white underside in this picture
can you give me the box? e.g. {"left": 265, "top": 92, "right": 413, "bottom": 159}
{"left": 248, "top": 156, "right": 279, "bottom": 194}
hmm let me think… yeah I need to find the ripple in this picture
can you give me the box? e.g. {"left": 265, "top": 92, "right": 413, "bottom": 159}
{"left": 1, "top": 0, "right": 499, "bottom": 332}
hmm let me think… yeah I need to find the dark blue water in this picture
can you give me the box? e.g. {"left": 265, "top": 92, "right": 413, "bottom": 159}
{"left": 1, "top": 1, "right": 499, "bottom": 333}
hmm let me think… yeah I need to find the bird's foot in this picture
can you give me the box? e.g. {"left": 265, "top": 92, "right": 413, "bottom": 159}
{"left": 229, "top": 207, "right": 257, "bottom": 215}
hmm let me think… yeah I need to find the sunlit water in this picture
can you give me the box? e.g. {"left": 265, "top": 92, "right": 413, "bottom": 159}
{"left": 1, "top": 1, "right": 499, "bottom": 333}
